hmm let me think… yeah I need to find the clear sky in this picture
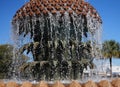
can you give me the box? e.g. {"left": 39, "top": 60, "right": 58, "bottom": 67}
{"left": 89, "top": 0, "right": 120, "bottom": 43}
{"left": 0, "top": 0, "right": 120, "bottom": 44}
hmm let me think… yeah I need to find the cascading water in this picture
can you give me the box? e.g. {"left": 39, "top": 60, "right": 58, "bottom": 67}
{"left": 11, "top": 0, "right": 102, "bottom": 81}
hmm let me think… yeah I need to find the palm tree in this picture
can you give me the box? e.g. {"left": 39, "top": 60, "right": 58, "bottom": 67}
{"left": 102, "top": 40, "right": 120, "bottom": 77}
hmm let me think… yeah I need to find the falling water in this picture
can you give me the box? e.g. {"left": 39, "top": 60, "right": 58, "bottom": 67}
{"left": 11, "top": 0, "right": 102, "bottom": 81}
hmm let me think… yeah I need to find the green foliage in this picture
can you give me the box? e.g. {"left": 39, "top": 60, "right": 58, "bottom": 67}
{"left": 102, "top": 40, "right": 120, "bottom": 58}
{"left": 0, "top": 44, "right": 29, "bottom": 79}
{"left": 0, "top": 44, "right": 13, "bottom": 79}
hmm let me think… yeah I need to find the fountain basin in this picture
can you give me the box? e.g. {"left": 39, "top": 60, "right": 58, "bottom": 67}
{"left": 0, "top": 78, "right": 120, "bottom": 87}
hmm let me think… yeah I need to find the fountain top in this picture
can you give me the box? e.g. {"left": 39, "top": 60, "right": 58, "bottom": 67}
{"left": 12, "top": 0, "right": 102, "bottom": 23}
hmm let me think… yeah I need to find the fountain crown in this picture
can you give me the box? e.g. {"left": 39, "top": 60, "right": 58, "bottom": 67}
{"left": 12, "top": 0, "right": 102, "bottom": 23}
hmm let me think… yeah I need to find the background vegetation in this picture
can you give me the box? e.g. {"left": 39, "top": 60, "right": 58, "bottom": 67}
{"left": 0, "top": 44, "right": 13, "bottom": 79}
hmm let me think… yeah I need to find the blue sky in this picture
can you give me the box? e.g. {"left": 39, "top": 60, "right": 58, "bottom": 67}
{"left": 0, "top": 0, "right": 120, "bottom": 44}
{"left": 89, "top": 0, "right": 120, "bottom": 43}
{"left": 0, "top": 0, "right": 27, "bottom": 44}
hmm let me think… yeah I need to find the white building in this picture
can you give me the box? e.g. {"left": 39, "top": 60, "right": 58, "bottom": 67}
{"left": 112, "top": 66, "right": 120, "bottom": 75}
{"left": 83, "top": 63, "right": 120, "bottom": 77}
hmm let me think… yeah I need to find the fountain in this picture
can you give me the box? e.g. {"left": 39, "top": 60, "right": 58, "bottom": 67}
{"left": 11, "top": 0, "right": 102, "bottom": 81}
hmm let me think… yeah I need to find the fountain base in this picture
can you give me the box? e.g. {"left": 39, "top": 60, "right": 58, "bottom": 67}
{"left": 0, "top": 78, "right": 120, "bottom": 87}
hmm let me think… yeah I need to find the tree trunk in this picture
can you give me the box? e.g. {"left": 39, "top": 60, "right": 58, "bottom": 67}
{"left": 109, "top": 57, "right": 112, "bottom": 77}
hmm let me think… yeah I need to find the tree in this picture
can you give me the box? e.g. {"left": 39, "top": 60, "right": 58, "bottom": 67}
{"left": 0, "top": 44, "right": 13, "bottom": 78}
{"left": 102, "top": 40, "right": 120, "bottom": 77}
{"left": 0, "top": 44, "right": 29, "bottom": 79}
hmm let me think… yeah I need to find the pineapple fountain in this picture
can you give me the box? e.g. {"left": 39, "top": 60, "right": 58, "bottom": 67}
{"left": 11, "top": 0, "right": 102, "bottom": 81}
